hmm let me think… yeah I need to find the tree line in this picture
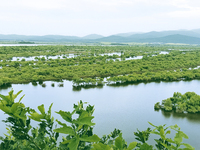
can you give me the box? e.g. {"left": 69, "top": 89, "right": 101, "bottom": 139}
{"left": 155, "top": 92, "right": 200, "bottom": 113}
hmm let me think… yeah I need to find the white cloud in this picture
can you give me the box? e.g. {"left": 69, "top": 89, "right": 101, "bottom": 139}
{"left": 167, "top": 7, "right": 200, "bottom": 18}
{"left": 0, "top": 0, "right": 200, "bottom": 36}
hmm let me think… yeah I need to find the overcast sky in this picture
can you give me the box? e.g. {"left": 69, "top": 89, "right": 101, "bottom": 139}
{"left": 0, "top": 0, "right": 200, "bottom": 36}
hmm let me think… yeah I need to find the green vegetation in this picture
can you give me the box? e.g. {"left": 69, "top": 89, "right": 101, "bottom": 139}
{"left": 0, "top": 45, "right": 200, "bottom": 88}
{"left": 0, "top": 45, "right": 168, "bottom": 59}
{"left": 155, "top": 92, "right": 200, "bottom": 113}
{"left": 0, "top": 89, "right": 195, "bottom": 149}
{"left": 18, "top": 41, "right": 35, "bottom": 44}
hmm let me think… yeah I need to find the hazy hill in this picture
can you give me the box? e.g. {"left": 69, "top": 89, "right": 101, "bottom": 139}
{"left": 82, "top": 34, "right": 104, "bottom": 39}
{"left": 191, "top": 28, "right": 200, "bottom": 34}
{"left": 135, "top": 34, "right": 200, "bottom": 44}
{"left": 1, "top": 29, "right": 200, "bottom": 44}
{"left": 0, "top": 34, "right": 80, "bottom": 42}
{"left": 94, "top": 35, "right": 128, "bottom": 42}
{"left": 117, "top": 30, "right": 200, "bottom": 39}
{"left": 95, "top": 30, "right": 200, "bottom": 44}
{"left": 114, "top": 32, "right": 143, "bottom": 37}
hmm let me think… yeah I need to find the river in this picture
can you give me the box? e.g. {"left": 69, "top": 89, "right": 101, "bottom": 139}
{"left": 0, "top": 80, "right": 200, "bottom": 148}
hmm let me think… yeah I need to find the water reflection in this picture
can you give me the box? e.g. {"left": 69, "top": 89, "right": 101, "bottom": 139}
{"left": 72, "top": 84, "right": 104, "bottom": 91}
{"left": 159, "top": 51, "right": 169, "bottom": 54}
{"left": 107, "top": 82, "right": 141, "bottom": 87}
{"left": 0, "top": 84, "right": 12, "bottom": 91}
{"left": 8, "top": 51, "right": 168, "bottom": 62}
{"left": 99, "top": 52, "right": 122, "bottom": 56}
{"left": 32, "top": 82, "right": 38, "bottom": 86}
{"left": 161, "top": 110, "right": 172, "bottom": 118}
{"left": 159, "top": 110, "right": 200, "bottom": 122}
{"left": 125, "top": 56, "right": 143, "bottom": 60}
{"left": 31, "top": 81, "right": 65, "bottom": 88}
{"left": 106, "top": 56, "right": 144, "bottom": 62}
{"left": 11, "top": 54, "right": 77, "bottom": 61}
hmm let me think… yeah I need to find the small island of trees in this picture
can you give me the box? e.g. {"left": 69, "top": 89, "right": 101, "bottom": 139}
{"left": 154, "top": 92, "right": 200, "bottom": 113}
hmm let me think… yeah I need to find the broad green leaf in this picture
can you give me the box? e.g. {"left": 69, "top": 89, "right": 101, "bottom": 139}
{"left": 0, "top": 94, "right": 10, "bottom": 103}
{"left": 174, "top": 131, "right": 183, "bottom": 144}
{"left": 0, "top": 100, "right": 8, "bottom": 105}
{"left": 139, "top": 143, "right": 154, "bottom": 150}
{"left": 151, "top": 131, "right": 160, "bottom": 135}
{"left": 48, "top": 103, "right": 53, "bottom": 116}
{"left": 56, "top": 119, "right": 67, "bottom": 126}
{"left": 180, "top": 131, "right": 189, "bottom": 139}
{"left": 71, "top": 109, "right": 76, "bottom": 115}
{"left": 53, "top": 126, "right": 75, "bottom": 136}
{"left": 28, "top": 112, "right": 43, "bottom": 121}
{"left": 160, "top": 142, "right": 170, "bottom": 149}
{"left": 79, "top": 111, "right": 89, "bottom": 118}
{"left": 108, "top": 140, "right": 114, "bottom": 146}
{"left": 181, "top": 148, "right": 194, "bottom": 150}
{"left": 166, "top": 130, "right": 171, "bottom": 135}
{"left": 160, "top": 128, "right": 165, "bottom": 139}
{"left": 181, "top": 143, "right": 195, "bottom": 149}
{"left": 80, "top": 134, "right": 100, "bottom": 142}
{"left": 92, "top": 144, "right": 102, "bottom": 150}
{"left": 174, "top": 124, "right": 179, "bottom": 129}
{"left": 169, "top": 145, "right": 176, "bottom": 149}
{"left": 127, "top": 142, "right": 137, "bottom": 150}
{"left": 0, "top": 105, "right": 12, "bottom": 114}
{"left": 38, "top": 104, "right": 45, "bottom": 115}
{"left": 18, "top": 94, "right": 25, "bottom": 103}
{"left": 61, "top": 139, "right": 71, "bottom": 144}
{"left": 74, "top": 116, "right": 95, "bottom": 126}
{"left": 148, "top": 122, "right": 157, "bottom": 128}
{"left": 0, "top": 89, "right": 23, "bottom": 105}
{"left": 115, "top": 135, "right": 123, "bottom": 150}
{"left": 92, "top": 143, "right": 111, "bottom": 150}
{"left": 56, "top": 110, "right": 72, "bottom": 123}
{"left": 76, "top": 124, "right": 83, "bottom": 132}
{"left": 67, "top": 137, "right": 80, "bottom": 150}
{"left": 19, "top": 109, "right": 27, "bottom": 120}
{"left": 11, "top": 103, "right": 21, "bottom": 114}
{"left": 170, "top": 124, "right": 180, "bottom": 131}
{"left": 166, "top": 138, "right": 176, "bottom": 144}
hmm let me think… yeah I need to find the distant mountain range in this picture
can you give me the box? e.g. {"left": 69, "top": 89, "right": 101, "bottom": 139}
{"left": 1, "top": 29, "right": 200, "bottom": 44}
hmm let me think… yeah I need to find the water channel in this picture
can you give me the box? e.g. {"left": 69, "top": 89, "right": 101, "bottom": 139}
{"left": 0, "top": 80, "right": 200, "bottom": 148}
{"left": 3, "top": 51, "right": 168, "bottom": 62}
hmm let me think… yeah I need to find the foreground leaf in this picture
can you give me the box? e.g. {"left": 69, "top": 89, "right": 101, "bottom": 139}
{"left": 80, "top": 134, "right": 100, "bottom": 142}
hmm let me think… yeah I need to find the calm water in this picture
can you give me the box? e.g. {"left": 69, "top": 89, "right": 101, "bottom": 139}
{"left": 0, "top": 80, "right": 200, "bottom": 148}
{"left": 7, "top": 51, "right": 168, "bottom": 61}
{"left": 11, "top": 54, "right": 76, "bottom": 61}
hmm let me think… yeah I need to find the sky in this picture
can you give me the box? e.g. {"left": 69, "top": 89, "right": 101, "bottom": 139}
{"left": 0, "top": 0, "right": 200, "bottom": 37}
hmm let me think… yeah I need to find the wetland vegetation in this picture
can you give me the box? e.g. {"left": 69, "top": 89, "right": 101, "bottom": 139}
{"left": 1, "top": 44, "right": 200, "bottom": 88}
{"left": 155, "top": 92, "right": 200, "bottom": 113}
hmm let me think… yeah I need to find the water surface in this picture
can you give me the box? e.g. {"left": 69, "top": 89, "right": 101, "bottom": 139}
{"left": 0, "top": 80, "right": 200, "bottom": 148}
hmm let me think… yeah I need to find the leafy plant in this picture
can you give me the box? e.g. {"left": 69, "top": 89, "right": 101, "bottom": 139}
{"left": 53, "top": 100, "right": 100, "bottom": 150}
{"left": 0, "top": 89, "right": 195, "bottom": 150}
{"left": 149, "top": 122, "right": 194, "bottom": 150}
{"left": 0, "top": 89, "right": 59, "bottom": 150}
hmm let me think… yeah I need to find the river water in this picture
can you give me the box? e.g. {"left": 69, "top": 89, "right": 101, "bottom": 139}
{"left": 0, "top": 80, "right": 200, "bottom": 148}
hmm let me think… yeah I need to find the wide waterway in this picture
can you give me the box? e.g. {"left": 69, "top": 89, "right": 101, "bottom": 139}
{"left": 0, "top": 80, "right": 200, "bottom": 148}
